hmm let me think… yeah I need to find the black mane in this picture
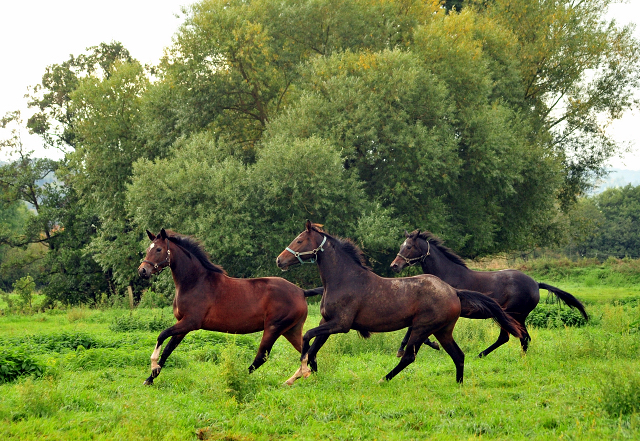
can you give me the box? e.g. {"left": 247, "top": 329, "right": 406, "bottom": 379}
{"left": 167, "top": 232, "right": 226, "bottom": 274}
{"left": 413, "top": 230, "right": 468, "bottom": 268}
{"left": 311, "top": 225, "right": 371, "bottom": 271}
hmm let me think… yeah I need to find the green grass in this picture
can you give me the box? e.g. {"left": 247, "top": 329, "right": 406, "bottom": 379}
{"left": 1, "top": 257, "right": 639, "bottom": 440}
{"left": 0, "top": 294, "right": 639, "bottom": 440}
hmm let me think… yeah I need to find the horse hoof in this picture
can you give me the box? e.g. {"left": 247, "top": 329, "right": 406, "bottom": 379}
{"left": 378, "top": 378, "right": 388, "bottom": 384}
{"left": 396, "top": 350, "right": 405, "bottom": 358}
{"left": 426, "top": 341, "right": 440, "bottom": 351}
{"left": 143, "top": 379, "right": 154, "bottom": 386}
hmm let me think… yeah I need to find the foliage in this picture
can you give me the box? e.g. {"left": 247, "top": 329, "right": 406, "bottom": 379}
{"left": 568, "top": 185, "right": 640, "bottom": 259}
{"left": 0, "top": 348, "right": 45, "bottom": 383}
{"left": 526, "top": 303, "right": 588, "bottom": 328}
{"left": 127, "top": 133, "right": 392, "bottom": 282}
{"left": 109, "top": 311, "right": 175, "bottom": 332}
{"left": 137, "top": 289, "right": 173, "bottom": 309}
{"left": 12, "top": 276, "right": 35, "bottom": 310}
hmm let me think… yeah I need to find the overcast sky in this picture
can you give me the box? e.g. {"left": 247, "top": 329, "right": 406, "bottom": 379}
{"left": 1, "top": 0, "right": 639, "bottom": 169}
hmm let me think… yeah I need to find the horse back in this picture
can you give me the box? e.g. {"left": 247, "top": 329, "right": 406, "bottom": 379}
{"left": 472, "top": 269, "right": 539, "bottom": 313}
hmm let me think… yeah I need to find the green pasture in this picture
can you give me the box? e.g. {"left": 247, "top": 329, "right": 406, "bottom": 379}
{"left": 1, "top": 262, "right": 639, "bottom": 440}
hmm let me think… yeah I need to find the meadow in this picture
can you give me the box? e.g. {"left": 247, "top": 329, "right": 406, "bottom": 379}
{"left": 0, "top": 259, "right": 639, "bottom": 440}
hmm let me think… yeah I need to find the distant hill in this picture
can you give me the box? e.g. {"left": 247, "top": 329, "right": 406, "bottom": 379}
{"left": 592, "top": 168, "right": 640, "bottom": 193}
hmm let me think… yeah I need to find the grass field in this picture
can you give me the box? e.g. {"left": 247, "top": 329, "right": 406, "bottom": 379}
{"left": 1, "top": 262, "right": 639, "bottom": 440}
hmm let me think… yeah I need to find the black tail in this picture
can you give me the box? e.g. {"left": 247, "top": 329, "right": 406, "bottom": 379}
{"left": 538, "top": 283, "right": 589, "bottom": 320}
{"left": 456, "top": 289, "right": 523, "bottom": 338}
{"left": 303, "top": 287, "right": 324, "bottom": 297}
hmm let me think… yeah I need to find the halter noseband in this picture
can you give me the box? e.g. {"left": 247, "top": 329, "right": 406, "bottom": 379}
{"left": 285, "top": 235, "right": 327, "bottom": 265}
{"left": 142, "top": 237, "right": 171, "bottom": 274}
{"left": 396, "top": 239, "right": 430, "bottom": 266}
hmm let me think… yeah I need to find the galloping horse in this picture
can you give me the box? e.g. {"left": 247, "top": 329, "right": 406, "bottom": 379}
{"left": 276, "top": 221, "right": 522, "bottom": 385}
{"left": 391, "top": 230, "right": 589, "bottom": 358}
{"left": 138, "top": 229, "right": 318, "bottom": 385}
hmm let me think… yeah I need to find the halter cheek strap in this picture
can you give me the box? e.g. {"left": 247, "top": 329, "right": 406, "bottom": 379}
{"left": 285, "top": 235, "right": 327, "bottom": 264}
{"left": 396, "top": 240, "right": 430, "bottom": 266}
{"left": 142, "top": 238, "right": 172, "bottom": 274}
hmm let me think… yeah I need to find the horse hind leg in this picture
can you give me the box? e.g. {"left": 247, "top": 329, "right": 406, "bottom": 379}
{"left": 478, "top": 328, "right": 510, "bottom": 359}
{"left": 249, "top": 326, "right": 282, "bottom": 373}
{"left": 519, "top": 322, "right": 531, "bottom": 353}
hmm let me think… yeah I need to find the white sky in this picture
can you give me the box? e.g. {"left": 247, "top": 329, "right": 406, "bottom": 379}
{"left": 0, "top": 0, "right": 639, "bottom": 169}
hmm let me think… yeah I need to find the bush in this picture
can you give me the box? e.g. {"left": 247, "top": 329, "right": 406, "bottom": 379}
{"left": 219, "top": 341, "right": 257, "bottom": 403}
{"left": 138, "top": 289, "right": 173, "bottom": 309}
{"left": 526, "top": 303, "right": 588, "bottom": 328}
{"left": 109, "top": 311, "right": 175, "bottom": 332}
{"left": 0, "top": 348, "right": 45, "bottom": 383}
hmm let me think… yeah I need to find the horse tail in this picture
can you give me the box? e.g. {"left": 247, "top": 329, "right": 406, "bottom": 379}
{"left": 538, "top": 283, "right": 589, "bottom": 320}
{"left": 456, "top": 289, "right": 523, "bottom": 338}
{"left": 303, "top": 287, "right": 324, "bottom": 297}
{"left": 304, "top": 286, "right": 324, "bottom": 297}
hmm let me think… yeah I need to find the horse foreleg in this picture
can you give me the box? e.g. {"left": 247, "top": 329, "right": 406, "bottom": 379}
{"left": 144, "top": 321, "right": 194, "bottom": 385}
{"left": 285, "top": 320, "right": 348, "bottom": 385}
{"left": 397, "top": 327, "right": 412, "bottom": 357}
{"left": 434, "top": 327, "right": 465, "bottom": 384}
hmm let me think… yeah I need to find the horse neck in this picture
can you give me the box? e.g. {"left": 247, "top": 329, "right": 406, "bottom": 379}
{"left": 316, "top": 237, "right": 369, "bottom": 289}
{"left": 169, "top": 243, "right": 209, "bottom": 290}
{"left": 419, "top": 239, "right": 472, "bottom": 287}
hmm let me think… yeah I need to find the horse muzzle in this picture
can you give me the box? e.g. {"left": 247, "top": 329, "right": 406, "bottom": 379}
{"left": 390, "top": 259, "right": 405, "bottom": 273}
{"left": 138, "top": 262, "right": 153, "bottom": 279}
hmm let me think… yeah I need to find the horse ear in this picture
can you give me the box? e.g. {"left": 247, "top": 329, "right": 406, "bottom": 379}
{"left": 404, "top": 230, "right": 410, "bottom": 238}
{"left": 160, "top": 229, "right": 167, "bottom": 239}
{"left": 416, "top": 229, "right": 420, "bottom": 236}
{"left": 146, "top": 230, "right": 156, "bottom": 241}
{"left": 305, "top": 219, "right": 312, "bottom": 232}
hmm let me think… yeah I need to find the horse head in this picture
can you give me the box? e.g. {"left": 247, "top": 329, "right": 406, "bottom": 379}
{"left": 138, "top": 229, "right": 172, "bottom": 279}
{"left": 390, "top": 229, "right": 429, "bottom": 273}
{"left": 276, "top": 220, "right": 326, "bottom": 271}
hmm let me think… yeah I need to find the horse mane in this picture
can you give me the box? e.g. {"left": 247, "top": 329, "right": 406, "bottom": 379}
{"left": 412, "top": 230, "right": 468, "bottom": 268}
{"left": 166, "top": 231, "right": 227, "bottom": 274}
{"left": 310, "top": 224, "right": 371, "bottom": 271}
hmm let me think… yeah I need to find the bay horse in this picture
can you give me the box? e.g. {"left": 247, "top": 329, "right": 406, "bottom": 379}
{"left": 391, "top": 230, "right": 589, "bottom": 358}
{"left": 137, "top": 229, "right": 319, "bottom": 385}
{"left": 275, "top": 221, "right": 522, "bottom": 385}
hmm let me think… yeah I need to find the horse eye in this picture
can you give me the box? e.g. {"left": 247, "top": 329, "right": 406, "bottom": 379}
{"left": 407, "top": 246, "right": 412, "bottom": 250}
{"left": 156, "top": 248, "right": 162, "bottom": 252}
{"left": 296, "top": 240, "right": 302, "bottom": 244}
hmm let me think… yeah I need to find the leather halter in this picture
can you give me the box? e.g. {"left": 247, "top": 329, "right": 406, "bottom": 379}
{"left": 396, "top": 240, "right": 430, "bottom": 266}
{"left": 142, "top": 237, "right": 171, "bottom": 274}
{"left": 285, "top": 235, "right": 327, "bottom": 264}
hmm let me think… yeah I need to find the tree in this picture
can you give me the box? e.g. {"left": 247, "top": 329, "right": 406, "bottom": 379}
{"left": 478, "top": 0, "right": 640, "bottom": 205}
{"left": 127, "top": 132, "right": 395, "bottom": 285}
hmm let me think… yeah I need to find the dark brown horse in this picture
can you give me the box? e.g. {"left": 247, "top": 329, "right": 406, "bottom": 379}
{"left": 391, "top": 230, "right": 589, "bottom": 358}
{"left": 138, "top": 229, "right": 317, "bottom": 385}
{"left": 276, "top": 221, "right": 522, "bottom": 385}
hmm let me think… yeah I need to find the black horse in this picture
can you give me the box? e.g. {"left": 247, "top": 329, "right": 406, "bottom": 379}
{"left": 391, "top": 230, "right": 589, "bottom": 358}
{"left": 276, "top": 221, "right": 522, "bottom": 384}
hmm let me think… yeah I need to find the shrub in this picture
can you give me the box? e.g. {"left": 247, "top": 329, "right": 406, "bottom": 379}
{"left": 0, "top": 348, "right": 45, "bottom": 383}
{"left": 109, "top": 312, "right": 175, "bottom": 332}
{"left": 219, "top": 341, "right": 257, "bottom": 403}
{"left": 526, "top": 303, "right": 588, "bottom": 328}
{"left": 138, "top": 289, "right": 173, "bottom": 309}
